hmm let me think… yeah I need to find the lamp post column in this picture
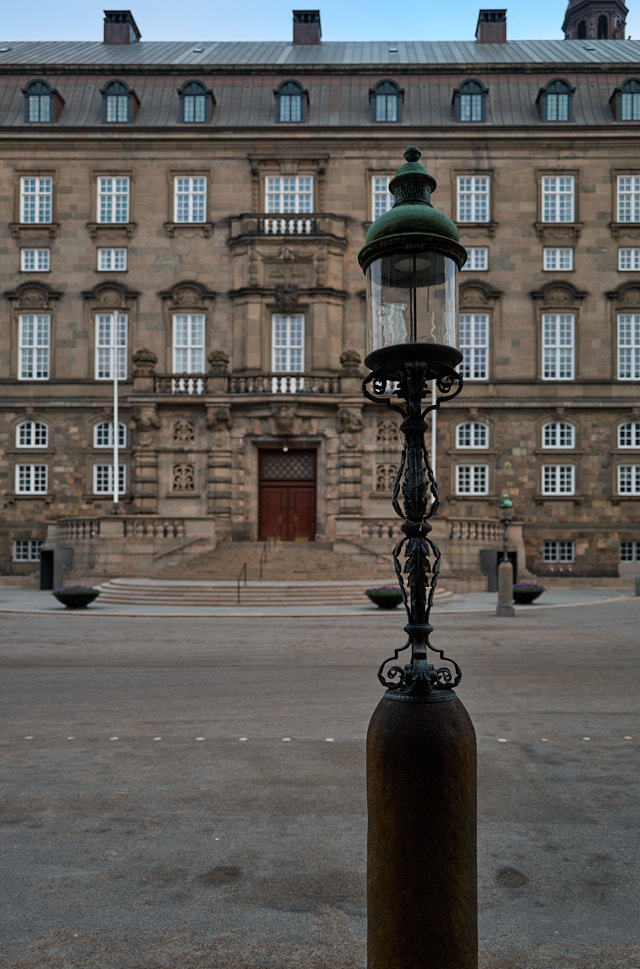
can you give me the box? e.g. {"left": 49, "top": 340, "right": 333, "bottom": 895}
{"left": 496, "top": 492, "right": 515, "bottom": 617}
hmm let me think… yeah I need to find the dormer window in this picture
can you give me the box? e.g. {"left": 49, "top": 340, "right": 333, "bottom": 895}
{"left": 179, "top": 80, "right": 212, "bottom": 123}
{"left": 613, "top": 79, "right": 640, "bottom": 121}
{"left": 539, "top": 79, "right": 574, "bottom": 122}
{"left": 23, "top": 80, "right": 59, "bottom": 123}
{"left": 455, "top": 79, "right": 486, "bottom": 123}
{"left": 371, "top": 80, "right": 402, "bottom": 123}
{"left": 275, "top": 80, "right": 307, "bottom": 123}
{"left": 102, "top": 80, "right": 135, "bottom": 123}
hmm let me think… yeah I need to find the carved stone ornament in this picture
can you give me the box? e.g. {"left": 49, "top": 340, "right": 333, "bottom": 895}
{"left": 131, "top": 405, "right": 160, "bottom": 447}
{"left": 172, "top": 463, "right": 195, "bottom": 491}
{"left": 206, "top": 406, "right": 232, "bottom": 446}
{"left": 340, "top": 350, "right": 362, "bottom": 375}
{"left": 173, "top": 286, "right": 203, "bottom": 308}
{"left": 339, "top": 408, "right": 364, "bottom": 449}
{"left": 274, "top": 285, "right": 299, "bottom": 312}
{"left": 531, "top": 281, "right": 587, "bottom": 307}
{"left": 207, "top": 349, "right": 230, "bottom": 375}
{"left": 14, "top": 287, "right": 49, "bottom": 308}
{"left": 272, "top": 404, "right": 297, "bottom": 437}
{"left": 96, "top": 287, "right": 125, "bottom": 307}
{"left": 606, "top": 284, "right": 640, "bottom": 307}
{"left": 377, "top": 420, "right": 399, "bottom": 445}
{"left": 376, "top": 463, "right": 396, "bottom": 493}
{"left": 132, "top": 348, "right": 158, "bottom": 376}
{"left": 173, "top": 419, "right": 195, "bottom": 444}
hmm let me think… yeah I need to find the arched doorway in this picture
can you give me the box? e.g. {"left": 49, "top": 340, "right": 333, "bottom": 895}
{"left": 258, "top": 449, "right": 316, "bottom": 541}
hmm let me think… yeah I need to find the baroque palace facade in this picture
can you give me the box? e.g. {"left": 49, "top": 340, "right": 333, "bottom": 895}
{"left": 1, "top": 1, "right": 639, "bottom": 585}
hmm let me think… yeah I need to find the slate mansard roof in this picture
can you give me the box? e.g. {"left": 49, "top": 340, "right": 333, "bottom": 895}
{"left": 1, "top": 37, "right": 640, "bottom": 129}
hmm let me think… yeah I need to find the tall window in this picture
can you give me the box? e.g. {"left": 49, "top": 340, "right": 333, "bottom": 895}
{"left": 95, "top": 313, "right": 127, "bottom": 380}
{"left": 372, "top": 176, "right": 393, "bottom": 218}
{"left": 94, "top": 464, "right": 126, "bottom": 495}
{"left": 20, "top": 176, "right": 52, "bottom": 223}
{"left": 173, "top": 314, "right": 205, "bottom": 373}
{"left": 619, "top": 248, "right": 640, "bottom": 271}
{"left": 15, "top": 464, "right": 48, "bottom": 494}
{"left": 617, "top": 176, "right": 640, "bottom": 223}
{"left": 542, "top": 464, "right": 575, "bottom": 495}
{"left": 456, "top": 80, "right": 486, "bottom": 122}
{"left": 19, "top": 314, "right": 50, "bottom": 380}
{"left": 272, "top": 315, "right": 304, "bottom": 372}
{"left": 275, "top": 80, "right": 306, "bottom": 123}
{"left": 543, "top": 540, "right": 575, "bottom": 563}
{"left": 542, "top": 421, "right": 575, "bottom": 449}
{"left": 456, "top": 465, "right": 489, "bottom": 495}
{"left": 179, "top": 80, "right": 209, "bottom": 123}
{"left": 21, "top": 248, "right": 50, "bottom": 272}
{"left": 17, "top": 420, "right": 48, "bottom": 447}
{"left": 617, "top": 79, "right": 640, "bottom": 121}
{"left": 174, "top": 177, "right": 206, "bottom": 223}
{"left": 266, "top": 176, "right": 313, "bottom": 214}
{"left": 618, "top": 465, "right": 640, "bottom": 494}
{"left": 371, "top": 80, "right": 401, "bottom": 122}
{"left": 456, "top": 421, "right": 489, "bottom": 448}
{"left": 97, "top": 177, "right": 130, "bottom": 223}
{"left": 618, "top": 421, "right": 640, "bottom": 448}
{"left": 543, "top": 248, "right": 573, "bottom": 271}
{"left": 542, "top": 313, "right": 575, "bottom": 380}
{"left": 24, "top": 80, "right": 53, "bottom": 122}
{"left": 542, "top": 79, "right": 573, "bottom": 122}
{"left": 94, "top": 421, "right": 126, "bottom": 448}
{"left": 459, "top": 313, "right": 489, "bottom": 380}
{"left": 542, "top": 176, "right": 575, "bottom": 222}
{"left": 102, "top": 80, "right": 131, "bottom": 123}
{"left": 461, "top": 247, "right": 489, "bottom": 271}
{"left": 617, "top": 314, "right": 640, "bottom": 380}
{"left": 457, "top": 176, "right": 489, "bottom": 222}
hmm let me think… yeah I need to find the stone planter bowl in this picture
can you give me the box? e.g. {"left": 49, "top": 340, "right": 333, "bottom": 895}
{"left": 366, "top": 590, "right": 403, "bottom": 609}
{"left": 53, "top": 590, "right": 100, "bottom": 609}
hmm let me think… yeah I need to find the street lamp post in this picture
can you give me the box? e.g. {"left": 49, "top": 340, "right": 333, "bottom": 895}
{"left": 496, "top": 491, "right": 515, "bottom": 617}
{"left": 358, "top": 147, "right": 477, "bottom": 969}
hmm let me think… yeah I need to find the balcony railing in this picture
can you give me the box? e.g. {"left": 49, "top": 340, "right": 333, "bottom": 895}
{"left": 448, "top": 519, "right": 503, "bottom": 542}
{"left": 152, "top": 372, "right": 342, "bottom": 396}
{"left": 230, "top": 213, "right": 347, "bottom": 241}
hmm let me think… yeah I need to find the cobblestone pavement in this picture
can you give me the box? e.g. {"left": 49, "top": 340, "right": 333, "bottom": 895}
{"left": 1, "top": 598, "right": 638, "bottom": 968}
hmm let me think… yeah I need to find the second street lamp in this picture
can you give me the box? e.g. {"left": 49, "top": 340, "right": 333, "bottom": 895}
{"left": 496, "top": 491, "right": 516, "bottom": 617}
{"left": 359, "top": 147, "right": 477, "bottom": 969}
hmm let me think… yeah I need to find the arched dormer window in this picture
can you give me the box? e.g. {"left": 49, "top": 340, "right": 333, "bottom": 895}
{"left": 454, "top": 79, "right": 486, "bottom": 123}
{"left": 370, "top": 80, "right": 402, "bottom": 123}
{"left": 23, "top": 80, "right": 60, "bottom": 123}
{"left": 275, "top": 80, "right": 307, "bottom": 123}
{"left": 612, "top": 79, "right": 640, "bottom": 121}
{"left": 178, "top": 80, "right": 212, "bottom": 123}
{"left": 542, "top": 421, "right": 576, "bottom": 449}
{"left": 16, "top": 420, "right": 49, "bottom": 448}
{"left": 539, "top": 79, "right": 574, "bottom": 122}
{"left": 94, "top": 420, "right": 126, "bottom": 448}
{"left": 101, "top": 80, "right": 136, "bottom": 123}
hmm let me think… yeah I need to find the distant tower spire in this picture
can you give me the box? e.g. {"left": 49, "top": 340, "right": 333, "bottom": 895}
{"left": 562, "top": 0, "right": 628, "bottom": 39}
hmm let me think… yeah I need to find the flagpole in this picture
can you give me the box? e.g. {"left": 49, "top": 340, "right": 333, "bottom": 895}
{"left": 112, "top": 316, "right": 119, "bottom": 514}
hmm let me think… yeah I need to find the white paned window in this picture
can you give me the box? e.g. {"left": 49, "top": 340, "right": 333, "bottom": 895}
{"left": 543, "top": 247, "right": 573, "bottom": 271}
{"left": 97, "top": 176, "right": 129, "bottom": 223}
{"left": 173, "top": 314, "right": 205, "bottom": 373}
{"left": 461, "top": 247, "right": 488, "bottom": 271}
{"left": 95, "top": 313, "right": 127, "bottom": 380}
{"left": 372, "top": 176, "right": 393, "bottom": 219}
{"left": 15, "top": 463, "right": 48, "bottom": 494}
{"left": 20, "top": 176, "right": 52, "bottom": 223}
{"left": 542, "top": 313, "right": 575, "bottom": 380}
{"left": 542, "top": 176, "right": 575, "bottom": 223}
{"left": 543, "top": 540, "right": 575, "bottom": 563}
{"left": 17, "top": 421, "right": 48, "bottom": 448}
{"left": 266, "top": 176, "right": 313, "bottom": 214}
{"left": 618, "top": 421, "right": 640, "bottom": 448}
{"left": 459, "top": 93, "right": 483, "bottom": 122}
{"left": 94, "top": 421, "right": 126, "bottom": 448}
{"left": 456, "top": 464, "right": 489, "bottom": 495}
{"left": 174, "top": 176, "right": 206, "bottom": 223}
{"left": 19, "top": 314, "right": 50, "bottom": 380}
{"left": 459, "top": 313, "right": 489, "bottom": 380}
{"left": 93, "top": 464, "right": 126, "bottom": 495}
{"left": 456, "top": 421, "right": 489, "bottom": 448}
{"left": 456, "top": 176, "right": 489, "bottom": 222}
{"left": 279, "top": 93, "right": 302, "bottom": 122}
{"left": 542, "top": 464, "right": 575, "bottom": 495}
{"left": 618, "top": 248, "right": 640, "bottom": 271}
{"left": 546, "top": 92, "right": 570, "bottom": 121}
{"left": 272, "top": 314, "right": 304, "bottom": 372}
{"left": 375, "top": 93, "right": 398, "bottom": 122}
{"left": 21, "top": 248, "right": 50, "bottom": 272}
{"left": 542, "top": 421, "right": 575, "bottom": 449}
{"left": 12, "top": 539, "right": 43, "bottom": 562}
{"left": 97, "top": 248, "right": 127, "bottom": 271}
{"left": 617, "top": 176, "right": 640, "bottom": 223}
{"left": 620, "top": 540, "right": 640, "bottom": 562}
{"left": 617, "top": 314, "right": 640, "bottom": 380}
{"left": 618, "top": 465, "right": 640, "bottom": 494}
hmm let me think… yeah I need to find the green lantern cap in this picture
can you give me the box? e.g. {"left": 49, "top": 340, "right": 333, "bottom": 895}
{"left": 498, "top": 492, "right": 513, "bottom": 510}
{"left": 359, "top": 146, "right": 466, "bottom": 272}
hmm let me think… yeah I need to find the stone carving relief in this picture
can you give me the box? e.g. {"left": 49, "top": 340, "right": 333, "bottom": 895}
{"left": 377, "top": 420, "right": 399, "bottom": 445}
{"left": 376, "top": 464, "right": 397, "bottom": 493}
{"left": 132, "top": 348, "right": 158, "bottom": 376}
{"left": 340, "top": 350, "right": 362, "bottom": 375}
{"left": 131, "top": 405, "right": 160, "bottom": 448}
{"left": 274, "top": 285, "right": 300, "bottom": 312}
{"left": 208, "top": 349, "right": 230, "bottom": 375}
{"left": 206, "top": 406, "right": 232, "bottom": 446}
{"left": 271, "top": 404, "right": 297, "bottom": 437}
{"left": 173, "top": 419, "right": 195, "bottom": 444}
{"left": 172, "top": 464, "right": 195, "bottom": 491}
{"left": 339, "top": 408, "right": 364, "bottom": 449}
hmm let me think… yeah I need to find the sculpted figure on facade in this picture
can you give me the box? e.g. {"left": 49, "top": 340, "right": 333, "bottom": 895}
{"left": 206, "top": 406, "right": 232, "bottom": 447}
{"left": 131, "top": 405, "right": 160, "bottom": 447}
{"left": 339, "top": 408, "right": 364, "bottom": 449}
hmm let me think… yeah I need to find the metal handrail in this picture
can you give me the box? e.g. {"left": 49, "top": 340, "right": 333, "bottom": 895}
{"left": 259, "top": 530, "right": 278, "bottom": 580}
{"left": 237, "top": 562, "right": 247, "bottom": 604}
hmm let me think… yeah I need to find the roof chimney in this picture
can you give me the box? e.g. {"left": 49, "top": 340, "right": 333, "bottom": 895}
{"left": 293, "top": 10, "right": 322, "bottom": 45}
{"left": 476, "top": 9, "right": 507, "bottom": 43}
{"left": 103, "top": 10, "right": 142, "bottom": 44}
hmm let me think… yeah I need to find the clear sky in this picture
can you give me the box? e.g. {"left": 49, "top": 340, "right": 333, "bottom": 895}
{"left": 2, "top": 1, "right": 640, "bottom": 43}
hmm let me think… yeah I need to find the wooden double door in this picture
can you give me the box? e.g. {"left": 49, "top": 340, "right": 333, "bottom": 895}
{"left": 258, "top": 449, "right": 316, "bottom": 542}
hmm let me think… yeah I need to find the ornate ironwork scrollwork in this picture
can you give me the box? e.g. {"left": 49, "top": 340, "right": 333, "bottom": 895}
{"left": 363, "top": 359, "right": 463, "bottom": 696}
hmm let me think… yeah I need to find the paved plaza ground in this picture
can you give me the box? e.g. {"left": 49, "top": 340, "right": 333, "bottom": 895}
{"left": 1, "top": 590, "right": 638, "bottom": 968}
